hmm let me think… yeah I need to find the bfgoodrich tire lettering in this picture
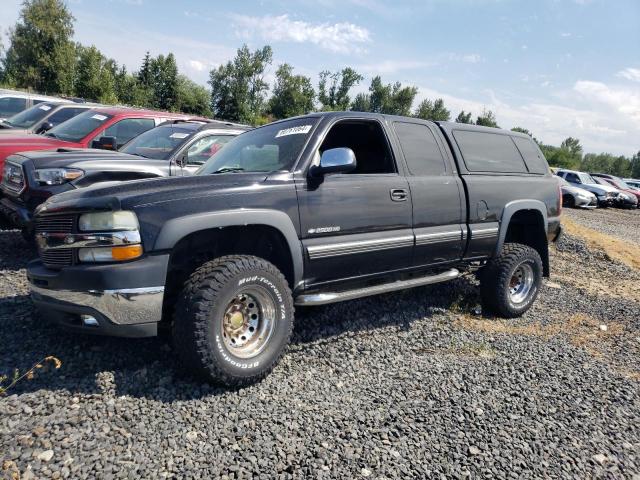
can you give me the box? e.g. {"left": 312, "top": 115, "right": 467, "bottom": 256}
{"left": 173, "top": 255, "right": 294, "bottom": 387}
{"left": 479, "top": 243, "right": 543, "bottom": 318}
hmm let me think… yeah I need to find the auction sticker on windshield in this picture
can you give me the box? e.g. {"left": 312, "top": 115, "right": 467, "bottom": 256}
{"left": 170, "top": 132, "right": 189, "bottom": 139}
{"left": 39, "top": 105, "right": 52, "bottom": 111}
{"left": 275, "top": 125, "right": 312, "bottom": 138}
{"left": 92, "top": 114, "right": 108, "bottom": 121}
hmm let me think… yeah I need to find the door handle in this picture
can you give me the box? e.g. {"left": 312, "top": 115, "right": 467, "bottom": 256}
{"left": 390, "top": 188, "right": 408, "bottom": 202}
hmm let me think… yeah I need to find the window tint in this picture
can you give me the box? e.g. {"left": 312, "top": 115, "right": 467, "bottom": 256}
{"left": 46, "top": 110, "right": 113, "bottom": 142}
{"left": 564, "top": 172, "right": 580, "bottom": 183}
{"left": 453, "top": 130, "right": 527, "bottom": 173}
{"left": 2, "top": 103, "right": 53, "bottom": 128}
{"left": 0, "top": 97, "right": 27, "bottom": 117}
{"left": 393, "top": 122, "right": 447, "bottom": 175}
{"left": 186, "top": 135, "right": 234, "bottom": 165}
{"left": 198, "top": 118, "right": 317, "bottom": 175}
{"left": 47, "top": 107, "right": 86, "bottom": 126}
{"left": 319, "top": 120, "right": 396, "bottom": 174}
{"left": 512, "top": 136, "right": 548, "bottom": 174}
{"left": 101, "top": 118, "right": 156, "bottom": 148}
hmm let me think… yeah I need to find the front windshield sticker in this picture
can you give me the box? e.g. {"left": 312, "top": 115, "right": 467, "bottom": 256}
{"left": 170, "top": 132, "right": 189, "bottom": 139}
{"left": 39, "top": 105, "right": 52, "bottom": 111}
{"left": 275, "top": 125, "right": 312, "bottom": 138}
{"left": 91, "top": 114, "right": 108, "bottom": 121}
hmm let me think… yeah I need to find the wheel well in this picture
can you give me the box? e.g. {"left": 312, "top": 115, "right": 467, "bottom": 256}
{"left": 503, "top": 209, "right": 549, "bottom": 277}
{"left": 162, "top": 225, "right": 294, "bottom": 323}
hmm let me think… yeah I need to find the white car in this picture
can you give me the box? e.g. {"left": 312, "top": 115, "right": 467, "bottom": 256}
{"left": 0, "top": 89, "right": 67, "bottom": 122}
{"left": 556, "top": 169, "right": 619, "bottom": 207}
{"left": 556, "top": 176, "right": 597, "bottom": 208}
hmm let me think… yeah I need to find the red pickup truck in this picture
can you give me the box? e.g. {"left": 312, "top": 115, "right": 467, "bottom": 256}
{"left": 0, "top": 107, "right": 203, "bottom": 179}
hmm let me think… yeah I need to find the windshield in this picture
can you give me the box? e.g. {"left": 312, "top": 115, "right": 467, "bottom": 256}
{"left": 578, "top": 172, "right": 596, "bottom": 184}
{"left": 120, "top": 125, "right": 195, "bottom": 159}
{"left": 606, "top": 177, "right": 630, "bottom": 189}
{"left": 197, "top": 118, "right": 317, "bottom": 175}
{"left": 45, "top": 110, "right": 112, "bottom": 143}
{"left": 2, "top": 102, "right": 57, "bottom": 128}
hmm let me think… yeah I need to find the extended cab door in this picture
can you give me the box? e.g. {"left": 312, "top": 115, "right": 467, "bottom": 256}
{"left": 391, "top": 121, "right": 465, "bottom": 266}
{"left": 296, "top": 118, "right": 413, "bottom": 287}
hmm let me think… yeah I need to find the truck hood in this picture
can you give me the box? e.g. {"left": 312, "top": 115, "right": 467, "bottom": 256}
{"left": 0, "top": 135, "right": 77, "bottom": 165}
{"left": 26, "top": 148, "right": 143, "bottom": 169}
{"left": 36, "top": 173, "right": 272, "bottom": 214}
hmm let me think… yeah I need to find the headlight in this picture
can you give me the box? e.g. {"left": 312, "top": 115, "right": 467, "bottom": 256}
{"left": 79, "top": 211, "right": 139, "bottom": 232}
{"left": 33, "top": 168, "right": 83, "bottom": 185}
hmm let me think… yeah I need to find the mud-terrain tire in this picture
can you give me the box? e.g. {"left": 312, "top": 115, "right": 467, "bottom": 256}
{"left": 479, "top": 243, "right": 543, "bottom": 318}
{"left": 173, "top": 255, "right": 294, "bottom": 387}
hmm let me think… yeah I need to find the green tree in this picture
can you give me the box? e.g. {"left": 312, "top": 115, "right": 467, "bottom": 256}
{"left": 318, "top": 67, "right": 363, "bottom": 111}
{"left": 414, "top": 98, "right": 450, "bottom": 121}
{"left": 475, "top": 109, "right": 499, "bottom": 128}
{"left": 209, "top": 44, "right": 273, "bottom": 123}
{"left": 3, "top": 0, "right": 76, "bottom": 93}
{"left": 268, "top": 64, "right": 315, "bottom": 119}
{"left": 350, "top": 92, "right": 370, "bottom": 112}
{"left": 74, "top": 45, "right": 117, "bottom": 103}
{"left": 175, "top": 75, "right": 212, "bottom": 117}
{"left": 455, "top": 110, "right": 473, "bottom": 124}
{"left": 137, "top": 51, "right": 153, "bottom": 88}
{"left": 631, "top": 151, "right": 640, "bottom": 178}
{"left": 114, "top": 65, "right": 151, "bottom": 107}
{"left": 149, "top": 53, "right": 178, "bottom": 110}
{"left": 540, "top": 144, "right": 579, "bottom": 169}
{"left": 360, "top": 76, "right": 418, "bottom": 116}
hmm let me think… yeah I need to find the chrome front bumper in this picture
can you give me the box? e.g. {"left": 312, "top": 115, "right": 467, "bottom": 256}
{"left": 30, "top": 284, "right": 165, "bottom": 326}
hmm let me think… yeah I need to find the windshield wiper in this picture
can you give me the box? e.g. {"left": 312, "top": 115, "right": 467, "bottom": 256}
{"left": 211, "top": 167, "right": 245, "bottom": 174}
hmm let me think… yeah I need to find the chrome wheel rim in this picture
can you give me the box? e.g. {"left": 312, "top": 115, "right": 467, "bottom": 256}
{"left": 509, "top": 263, "right": 534, "bottom": 304}
{"left": 220, "top": 287, "right": 276, "bottom": 359}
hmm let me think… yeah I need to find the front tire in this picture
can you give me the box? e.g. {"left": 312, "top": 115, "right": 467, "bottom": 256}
{"left": 479, "top": 243, "right": 543, "bottom": 318}
{"left": 173, "top": 255, "right": 294, "bottom": 387}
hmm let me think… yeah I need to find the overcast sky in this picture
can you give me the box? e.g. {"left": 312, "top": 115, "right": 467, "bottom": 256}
{"left": 1, "top": 0, "right": 639, "bottom": 155}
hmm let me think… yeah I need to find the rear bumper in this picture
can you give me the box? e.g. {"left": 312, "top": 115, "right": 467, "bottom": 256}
{"left": 27, "top": 254, "right": 169, "bottom": 337}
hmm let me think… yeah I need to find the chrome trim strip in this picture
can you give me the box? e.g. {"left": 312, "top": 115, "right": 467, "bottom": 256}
{"left": 471, "top": 226, "right": 499, "bottom": 239}
{"left": 36, "top": 230, "right": 141, "bottom": 251}
{"left": 307, "top": 235, "right": 414, "bottom": 259}
{"left": 415, "top": 230, "right": 462, "bottom": 246}
{"left": 295, "top": 268, "right": 459, "bottom": 305}
{"left": 30, "top": 285, "right": 164, "bottom": 325}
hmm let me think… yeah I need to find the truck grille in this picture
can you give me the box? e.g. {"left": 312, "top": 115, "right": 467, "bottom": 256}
{"left": 35, "top": 215, "right": 75, "bottom": 234}
{"left": 41, "top": 248, "right": 75, "bottom": 268}
{"left": 35, "top": 215, "right": 76, "bottom": 268}
{"left": 1, "top": 161, "right": 25, "bottom": 194}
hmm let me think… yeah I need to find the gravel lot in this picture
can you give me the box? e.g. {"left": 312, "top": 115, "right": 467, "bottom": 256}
{"left": 1, "top": 220, "right": 639, "bottom": 479}
{"left": 564, "top": 207, "right": 640, "bottom": 245}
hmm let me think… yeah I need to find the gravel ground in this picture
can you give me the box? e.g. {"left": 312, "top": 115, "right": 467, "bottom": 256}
{"left": 563, "top": 207, "right": 640, "bottom": 245}
{"left": 1, "top": 224, "right": 639, "bottom": 479}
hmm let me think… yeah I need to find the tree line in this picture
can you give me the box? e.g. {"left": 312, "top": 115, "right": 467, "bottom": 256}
{"left": 0, "top": 0, "right": 638, "bottom": 177}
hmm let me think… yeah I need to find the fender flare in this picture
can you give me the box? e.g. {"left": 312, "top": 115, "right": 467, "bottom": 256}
{"left": 153, "top": 209, "right": 303, "bottom": 286}
{"left": 494, "top": 199, "right": 548, "bottom": 257}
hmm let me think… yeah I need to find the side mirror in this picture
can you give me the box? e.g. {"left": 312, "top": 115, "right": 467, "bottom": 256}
{"left": 175, "top": 153, "right": 187, "bottom": 168}
{"left": 91, "top": 136, "right": 117, "bottom": 150}
{"left": 310, "top": 148, "right": 356, "bottom": 177}
{"left": 36, "top": 121, "right": 53, "bottom": 134}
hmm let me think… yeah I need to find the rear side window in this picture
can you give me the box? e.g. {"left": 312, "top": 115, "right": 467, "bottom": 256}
{"left": 0, "top": 97, "right": 27, "bottom": 117}
{"left": 393, "top": 122, "right": 447, "bottom": 175}
{"left": 48, "top": 107, "right": 87, "bottom": 126}
{"left": 512, "top": 136, "right": 548, "bottom": 174}
{"left": 453, "top": 130, "right": 527, "bottom": 173}
{"left": 102, "top": 118, "right": 156, "bottom": 148}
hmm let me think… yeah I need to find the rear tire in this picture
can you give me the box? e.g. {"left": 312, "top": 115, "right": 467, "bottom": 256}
{"left": 479, "top": 243, "right": 543, "bottom": 318}
{"left": 173, "top": 255, "right": 294, "bottom": 387}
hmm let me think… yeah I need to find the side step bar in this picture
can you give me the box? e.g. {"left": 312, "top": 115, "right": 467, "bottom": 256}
{"left": 295, "top": 268, "right": 459, "bottom": 306}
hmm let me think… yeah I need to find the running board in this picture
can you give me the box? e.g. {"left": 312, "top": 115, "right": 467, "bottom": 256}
{"left": 295, "top": 268, "right": 460, "bottom": 306}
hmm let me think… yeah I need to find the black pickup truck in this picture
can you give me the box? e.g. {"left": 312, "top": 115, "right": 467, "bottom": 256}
{"left": 27, "top": 112, "right": 562, "bottom": 386}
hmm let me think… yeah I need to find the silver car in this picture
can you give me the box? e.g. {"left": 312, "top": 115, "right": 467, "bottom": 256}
{"left": 556, "top": 176, "right": 597, "bottom": 208}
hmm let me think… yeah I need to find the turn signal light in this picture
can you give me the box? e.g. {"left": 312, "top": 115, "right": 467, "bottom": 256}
{"left": 111, "top": 245, "right": 143, "bottom": 261}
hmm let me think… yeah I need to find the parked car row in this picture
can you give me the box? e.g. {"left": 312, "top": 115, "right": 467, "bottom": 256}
{"left": 555, "top": 168, "right": 640, "bottom": 209}
{"left": 0, "top": 88, "right": 77, "bottom": 121}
